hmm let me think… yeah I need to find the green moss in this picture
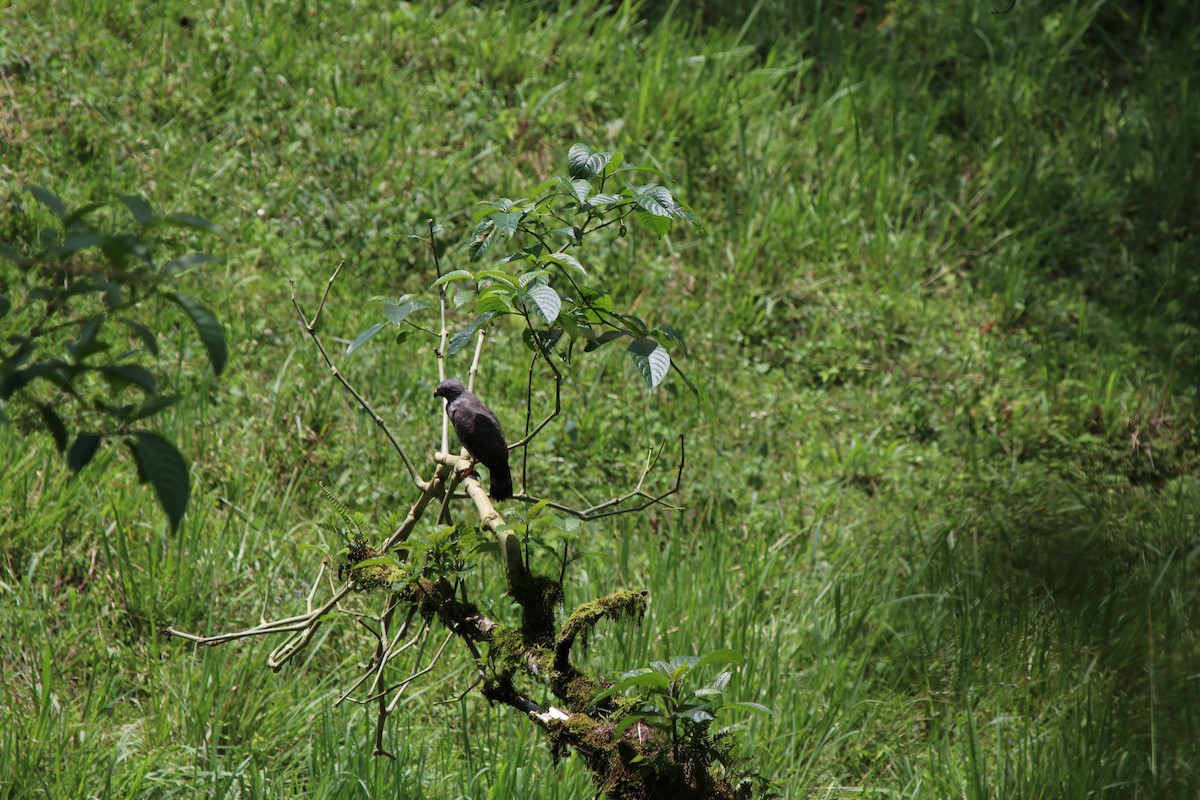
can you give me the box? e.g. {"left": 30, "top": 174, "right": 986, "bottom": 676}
{"left": 556, "top": 589, "right": 648, "bottom": 669}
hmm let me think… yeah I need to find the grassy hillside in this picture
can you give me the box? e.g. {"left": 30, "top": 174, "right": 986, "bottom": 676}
{"left": 2, "top": 0, "right": 1199, "bottom": 797}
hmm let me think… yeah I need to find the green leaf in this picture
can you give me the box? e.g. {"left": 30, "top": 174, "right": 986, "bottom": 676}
{"left": 68, "top": 316, "right": 107, "bottom": 362}
{"left": 552, "top": 226, "right": 583, "bottom": 246}
{"left": 581, "top": 288, "right": 613, "bottom": 313}
{"left": 347, "top": 321, "right": 389, "bottom": 355}
{"left": 169, "top": 292, "right": 228, "bottom": 375}
{"left": 129, "top": 432, "right": 190, "bottom": 531}
{"left": 63, "top": 201, "right": 107, "bottom": 228}
{"left": 474, "top": 269, "right": 519, "bottom": 288}
{"left": 600, "top": 150, "right": 624, "bottom": 177}
{"left": 162, "top": 252, "right": 222, "bottom": 275}
{"left": 519, "top": 284, "right": 561, "bottom": 324}
{"left": 498, "top": 249, "right": 534, "bottom": 266}
{"left": 634, "top": 209, "right": 671, "bottom": 239}
{"left": 0, "top": 294, "right": 9, "bottom": 319}
{"left": 593, "top": 668, "right": 669, "bottom": 705}
{"left": 676, "top": 707, "right": 715, "bottom": 724}
{"left": 382, "top": 297, "right": 430, "bottom": 325}
{"left": 526, "top": 498, "right": 551, "bottom": 520}
{"left": 516, "top": 269, "right": 551, "bottom": 287}
{"left": 432, "top": 269, "right": 475, "bottom": 287}
{"left": 119, "top": 194, "right": 157, "bottom": 226}
{"left": 157, "top": 212, "right": 225, "bottom": 238}
{"left": 448, "top": 312, "right": 495, "bottom": 356}
{"left": 654, "top": 324, "right": 689, "bottom": 358}
{"left": 477, "top": 197, "right": 518, "bottom": 214}
{"left": 350, "top": 555, "right": 402, "bottom": 570}
{"left": 120, "top": 318, "right": 160, "bottom": 356}
{"left": 132, "top": 394, "right": 180, "bottom": 421}
{"left": 477, "top": 286, "right": 516, "bottom": 314}
{"left": 633, "top": 185, "right": 676, "bottom": 217}
{"left": 567, "top": 144, "right": 612, "bottom": 180}
{"left": 36, "top": 403, "right": 68, "bottom": 452}
{"left": 95, "top": 364, "right": 158, "bottom": 394}
{"left": 67, "top": 433, "right": 102, "bottom": 473}
{"left": 56, "top": 233, "right": 107, "bottom": 257}
{"left": 543, "top": 253, "right": 586, "bottom": 282}
{"left": 0, "top": 244, "right": 23, "bottom": 266}
{"left": 616, "top": 314, "right": 649, "bottom": 336}
{"left": 673, "top": 362, "right": 700, "bottom": 397}
{"left": 674, "top": 199, "right": 702, "bottom": 229}
{"left": 558, "top": 311, "right": 587, "bottom": 340}
{"left": 522, "top": 328, "right": 563, "bottom": 354}
{"left": 619, "top": 669, "right": 673, "bottom": 692}
{"left": 565, "top": 179, "right": 592, "bottom": 205}
{"left": 468, "top": 219, "right": 496, "bottom": 262}
{"left": 492, "top": 210, "right": 522, "bottom": 237}
{"left": 27, "top": 185, "right": 68, "bottom": 221}
{"left": 628, "top": 338, "right": 670, "bottom": 389}
{"left": 583, "top": 329, "right": 629, "bottom": 352}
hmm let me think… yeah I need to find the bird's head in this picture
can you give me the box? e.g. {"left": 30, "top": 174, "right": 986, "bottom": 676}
{"left": 433, "top": 379, "right": 467, "bottom": 402}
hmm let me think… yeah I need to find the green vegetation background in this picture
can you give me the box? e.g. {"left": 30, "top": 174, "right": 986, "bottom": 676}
{"left": 2, "top": 0, "right": 1198, "bottom": 797}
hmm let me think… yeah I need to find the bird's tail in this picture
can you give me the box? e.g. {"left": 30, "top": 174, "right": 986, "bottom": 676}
{"left": 491, "top": 467, "right": 513, "bottom": 501}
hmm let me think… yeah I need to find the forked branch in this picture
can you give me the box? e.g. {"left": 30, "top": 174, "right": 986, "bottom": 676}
{"left": 525, "top": 434, "right": 686, "bottom": 520}
{"left": 289, "top": 267, "right": 424, "bottom": 489}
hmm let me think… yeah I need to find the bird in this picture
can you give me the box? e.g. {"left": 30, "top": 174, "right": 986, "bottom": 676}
{"left": 433, "top": 379, "right": 513, "bottom": 500}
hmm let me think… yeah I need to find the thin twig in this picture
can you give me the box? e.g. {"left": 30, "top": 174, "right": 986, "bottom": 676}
{"left": 467, "top": 328, "right": 486, "bottom": 392}
{"left": 521, "top": 435, "right": 686, "bottom": 520}
{"left": 384, "top": 629, "right": 455, "bottom": 712}
{"left": 312, "top": 260, "right": 344, "bottom": 328}
{"left": 336, "top": 614, "right": 422, "bottom": 707}
{"left": 290, "top": 274, "right": 425, "bottom": 489}
{"left": 508, "top": 368, "right": 561, "bottom": 451}
{"left": 431, "top": 220, "right": 451, "bottom": 455}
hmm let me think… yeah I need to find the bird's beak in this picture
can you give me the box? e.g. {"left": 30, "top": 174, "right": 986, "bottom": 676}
{"left": 433, "top": 388, "right": 442, "bottom": 398}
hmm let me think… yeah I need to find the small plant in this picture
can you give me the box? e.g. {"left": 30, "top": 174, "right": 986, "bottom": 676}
{"left": 595, "top": 649, "right": 771, "bottom": 770}
{"left": 0, "top": 187, "right": 227, "bottom": 530}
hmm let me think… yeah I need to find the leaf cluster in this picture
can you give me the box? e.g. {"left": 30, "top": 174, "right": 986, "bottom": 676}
{"left": 0, "top": 186, "right": 227, "bottom": 530}
{"left": 350, "top": 144, "right": 699, "bottom": 391}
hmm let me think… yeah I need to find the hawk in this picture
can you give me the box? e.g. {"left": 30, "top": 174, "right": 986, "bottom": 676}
{"left": 433, "top": 379, "right": 513, "bottom": 500}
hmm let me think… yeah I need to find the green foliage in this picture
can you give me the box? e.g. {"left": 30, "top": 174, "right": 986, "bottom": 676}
{"left": 0, "top": 186, "right": 226, "bottom": 530}
{"left": 350, "top": 144, "right": 699, "bottom": 391}
{"left": 596, "top": 650, "right": 770, "bottom": 757}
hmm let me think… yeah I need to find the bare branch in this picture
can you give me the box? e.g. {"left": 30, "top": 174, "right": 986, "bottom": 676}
{"left": 311, "top": 259, "right": 344, "bottom": 328}
{"left": 383, "top": 629, "right": 455, "bottom": 712}
{"left": 518, "top": 435, "right": 685, "bottom": 521}
{"left": 432, "top": 220, "right": 451, "bottom": 455}
{"left": 433, "top": 451, "right": 528, "bottom": 592}
{"left": 167, "top": 460, "right": 451, "bottom": 664}
{"left": 509, "top": 363, "right": 561, "bottom": 452}
{"left": 290, "top": 272, "right": 425, "bottom": 489}
{"left": 335, "top": 608, "right": 419, "bottom": 707}
{"left": 467, "top": 327, "right": 486, "bottom": 392}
